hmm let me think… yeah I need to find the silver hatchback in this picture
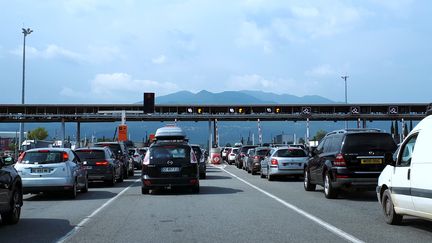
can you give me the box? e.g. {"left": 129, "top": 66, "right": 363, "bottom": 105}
{"left": 14, "top": 148, "right": 88, "bottom": 198}
{"left": 261, "top": 147, "right": 308, "bottom": 181}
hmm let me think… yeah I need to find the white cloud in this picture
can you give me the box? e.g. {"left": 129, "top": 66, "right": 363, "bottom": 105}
{"left": 305, "top": 64, "right": 336, "bottom": 77}
{"left": 61, "top": 73, "right": 179, "bottom": 102}
{"left": 10, "top": 44, "right": 84, "bottom": 62}
{"left": 152, "top": 55, "right": 166, "bottom": 64}
{"left": 235, "top": 21, "right": 272, "bottom": 53}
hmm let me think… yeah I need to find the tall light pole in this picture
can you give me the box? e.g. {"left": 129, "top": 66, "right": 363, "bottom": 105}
{"left": 341, "top": 75, "right": 349, "bottom": 129}
{"left": 19, "top": 28, "right": 33, "bottom": 151}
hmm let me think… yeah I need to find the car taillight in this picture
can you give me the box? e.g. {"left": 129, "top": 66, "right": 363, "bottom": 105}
{"left": 271, "top": 159, "right": 278, "bottom": 165}
{"left": 241, "top": 153, "right": 245, "bottom": 157}
{"left": 17, "top": 152, "right": 26, "bottom": 163}
{"left": 254, "top": 156, "right": 260, "bottom": 160}
{"left": 334, "top": 153, "right": 346, "bottom": 167}
{"left": 96, "top": 161, "right": 109, "bottom": 166}
{"left": 62, "top": 152, "right": 69, "bottom": 161}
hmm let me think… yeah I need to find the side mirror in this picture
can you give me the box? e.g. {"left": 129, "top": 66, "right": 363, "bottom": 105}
{"left": 384, "top": 152, "right": 396, "bottom": 166}
{"left": 4, "top": 157, "right": 15, "bottom": 166}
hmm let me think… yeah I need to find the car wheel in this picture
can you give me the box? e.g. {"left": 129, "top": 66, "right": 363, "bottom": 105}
{"left": 382, "top": 189, "right": 403, "bottom": 225}
{"left": 324, "top": 172, "right": 337, "bottom": 199}
{"left": 1, "top": 188, "right": 22, "bottom": 225}
{"left": 124, "top": 167, "right": 129, "bottom": 179}
{"left": 141, "top": 186, "right": 149, "bottom": 194}
{"left": 106, "top": 170, "right": 116, "bottom": 186}
{"left": 191, "top": 185, "right": 200, "bottom": 194}
{"left": 303, "top": 169, "right": 316, "bottom": 191}
{"left": 260, "top": 171, "right": 265, "bottom": 178}
{"left": 69, "top": 180, "right": 77, "bottom": 199}
{"left": 81, "top": 177, "right": 89, "bottom": 193}
{"left": 117, "top": 169, "right": 124, "bottom": 183}
{"left": 251, "top": 170, "right": 256, "bottom": 175}
{"left": 267, "top": 173, "right": 273, "bottom": 181}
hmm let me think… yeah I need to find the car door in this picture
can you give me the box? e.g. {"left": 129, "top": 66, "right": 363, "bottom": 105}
{"left": 391, "top": 133, "right": 417, "bottom": 211}
{"left": 71, "top": 151, "right": 86, "bottom": 187}
{"left": 0, "top": 158, "right": 12, "bottom": 210}
{"left": 309, "top": 137, "right": 328, "bottom": 183}
{"left": 410, "top": 128, "right": 432, "bottom": 215}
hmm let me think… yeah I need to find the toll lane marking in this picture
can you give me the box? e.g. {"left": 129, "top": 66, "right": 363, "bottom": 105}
{"left": 216, "top": 166, "right": 364, "bottom": 243}
{"left": 57, "top": 179, "right": 140, "bottom": 243}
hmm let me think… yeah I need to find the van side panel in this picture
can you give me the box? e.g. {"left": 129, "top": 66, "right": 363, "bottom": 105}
{"left": 410, "top": 120, "right": 432, "bottom": 216}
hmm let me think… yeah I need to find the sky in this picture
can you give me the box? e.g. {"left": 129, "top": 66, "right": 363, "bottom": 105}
{"left": 1, "top": 0, "right": 431, "bottom": 104}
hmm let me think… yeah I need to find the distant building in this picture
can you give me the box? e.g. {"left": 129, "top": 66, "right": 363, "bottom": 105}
{"left": 0, "top": 131, "right": 25, "bottom": 152}
{"left": 273, "top": 134, "right": 294, "bottom": 145}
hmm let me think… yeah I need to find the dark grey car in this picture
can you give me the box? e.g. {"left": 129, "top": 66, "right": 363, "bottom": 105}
{"left": 0, "top": 156, "right": 23, "bottom": 224}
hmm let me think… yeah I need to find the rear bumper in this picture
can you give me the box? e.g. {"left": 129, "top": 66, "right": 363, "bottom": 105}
{"left": 268, "top": 167, "right": 303, "bottom": 176}
{"left": 88, "top": 173, "right": 113, "bottom": 181}
{"left": 331, "top": 168, "right": 380, "bottom": 189}
{"left": 22, "top": 177, "right": 73, "bottom": 189}
{"left": 141, "top": 175, "right": 199, "bottom": 188}
{"left": 23, "top": 185, "right": 74, "bottom": 194}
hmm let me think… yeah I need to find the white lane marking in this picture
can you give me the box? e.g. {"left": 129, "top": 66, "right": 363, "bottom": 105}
{"left": 57, "top": 179, "right": 140, "bottom": 243}
{"left": 216, "top": 166, "right": 365, "bottom": 243}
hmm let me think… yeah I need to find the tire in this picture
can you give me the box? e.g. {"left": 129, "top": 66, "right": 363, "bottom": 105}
{"left": 260, "top": 172, "right": 265, "bottom": 178}
{"left": 303, "top": 169, "right": 316, "bottom": 191}
{"left": 106, "top": 171, "right": 116, "bottom": 186}
{"left": 1, "top": 188, "right": 22, "bottom": 225}
{"left": 141, "top": 186, "right": 149, "bottom": 194}
{"left": 191, "top": 185, "right": 200, "bottom": 194}
{"left": 247, "top": 167, "right": 251, "bottom": 173}
{"left": 124, "top": 166, "right": 129, "bottom": 179}
{"left": 382, "top": 189, "right": 403, "bottom": 225}
{"left": 81, "top": 177, "right": 89, "bottom": 193}
{"left": 117, "top": 169, "right": 124, "bottom": 183}
{"left": 69, "top": 180, "right": 77, "bottom": 199}
{"left": 324, "top": 172, "right": 337, "bottom": 199}
{"left": 267, "top": 173, "right": 273, "bottom": 181}
{"left": 251, "top": 170, "right": 256, "bottom": 175}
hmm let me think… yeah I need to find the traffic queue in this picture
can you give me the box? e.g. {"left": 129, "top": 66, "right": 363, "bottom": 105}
{"left": 1, "top": 113, "right": 432, "bottom": 228}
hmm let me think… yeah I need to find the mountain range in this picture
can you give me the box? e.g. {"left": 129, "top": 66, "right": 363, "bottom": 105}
{"left": 152, "top": 90, "right": 335, "bottom": 104}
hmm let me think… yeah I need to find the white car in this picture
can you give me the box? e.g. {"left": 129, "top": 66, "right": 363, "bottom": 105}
{"left": 377, "top": 114, "right": 432, "bottom": 224}
{"left": 14, "top": 148, "right": 88, "bottom": 199}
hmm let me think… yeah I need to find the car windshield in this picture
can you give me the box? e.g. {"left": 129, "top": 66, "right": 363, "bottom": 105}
{"left": 275, "top": 149, "right": 306, "bottom": 158}
{"left": 75, "top": 150, "right": 105, "bottom": 160}
{"left": 343, "top": 133, "right": 397, "bottom": 153}
{"left": 256, "top": 149, "right": 270, "bottom": 156}
{"left": 21, "top": 151, "right": 65, "bottom": 164}
{"left": 151, "top": 146, "right": 190, "bottom": 162}
{"left": 95, "top": 144, "right": 121, "bottom": 156}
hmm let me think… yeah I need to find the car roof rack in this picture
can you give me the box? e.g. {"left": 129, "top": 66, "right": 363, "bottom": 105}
{"left": 326, "top": 128, "right": 382, "bottom": 136}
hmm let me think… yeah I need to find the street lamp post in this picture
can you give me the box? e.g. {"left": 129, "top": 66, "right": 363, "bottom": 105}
{"left": 341, "top": 75, "right": 349, "bottom": 129}
{"left": 19, "top": 28, "right": 33, "bottom": 151}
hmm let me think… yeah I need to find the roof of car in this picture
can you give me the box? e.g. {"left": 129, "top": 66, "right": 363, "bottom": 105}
{"left": 155, "top": 125, "right": 186, "bottom": 138}
{"left": 326, "top": 128, "right": 382, "bottom": 136}
{"left": 26, "top": 147, "right": 71, "bottom": 152}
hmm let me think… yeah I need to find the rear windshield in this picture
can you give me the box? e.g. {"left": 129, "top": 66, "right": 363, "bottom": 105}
{"left": 95, "top": 144, "right": 121, "bottom": 155}
{"left": 275, "top": 149, "right": 306, "bottom": 158}
{"left": 256, "top": 149, "right": 270, "bottom": 156}
{"left": 343, "top": 133, "right": 397, "bottom": 153}
{"left": 150, "top": 146, "right": 190, "bottom": 162}
{"left": 232, "top": 148, "right": 239, "bottom": 153}
{"left": 21, "top": 151, "right": 65, "bottom": 164}
{"left": 76, "top": 150, "right": 105, "bottom": 160}
{"left": 138, "top": 149, "right": 147, "bottom": 155}
{"left": 241, "top": 146, "right": 256, "bottom": 153}
{"left": 128, "top": 149, "right": 135, "bottom": 156}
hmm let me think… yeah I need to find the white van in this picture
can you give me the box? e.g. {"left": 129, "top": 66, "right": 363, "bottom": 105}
{"left": 377, "top": 115, "right": 432, "bottom": 224}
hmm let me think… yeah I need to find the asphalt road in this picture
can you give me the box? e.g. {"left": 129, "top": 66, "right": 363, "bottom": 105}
{"left": 1, "top": 164, "right": 432, "bottom": 243}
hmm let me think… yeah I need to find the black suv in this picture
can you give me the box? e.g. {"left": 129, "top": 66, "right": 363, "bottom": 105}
{"left": 304, "top": 129, "right": 397, "bottom": 199}
{"left": 141, "top": 141, "right": 199, "bottom": 194}
{"left": 0, "top": 156, "right": 23, "bottom": 224}
{"left": 94, "top": 142, "right": 133, "bottom": 178}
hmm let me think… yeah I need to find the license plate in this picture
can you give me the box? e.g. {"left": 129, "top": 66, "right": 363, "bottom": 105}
{"left": 85, "top": 166, "right": 93, "bottom": 170}
{"left": 31, "top": 168, "right": 51, "bottom": 173}
{"left": 161, "top": 167, "right": 180, "bottom": 172}
{"left": 361, "top": 159, "right": 382, "bottom": 164}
